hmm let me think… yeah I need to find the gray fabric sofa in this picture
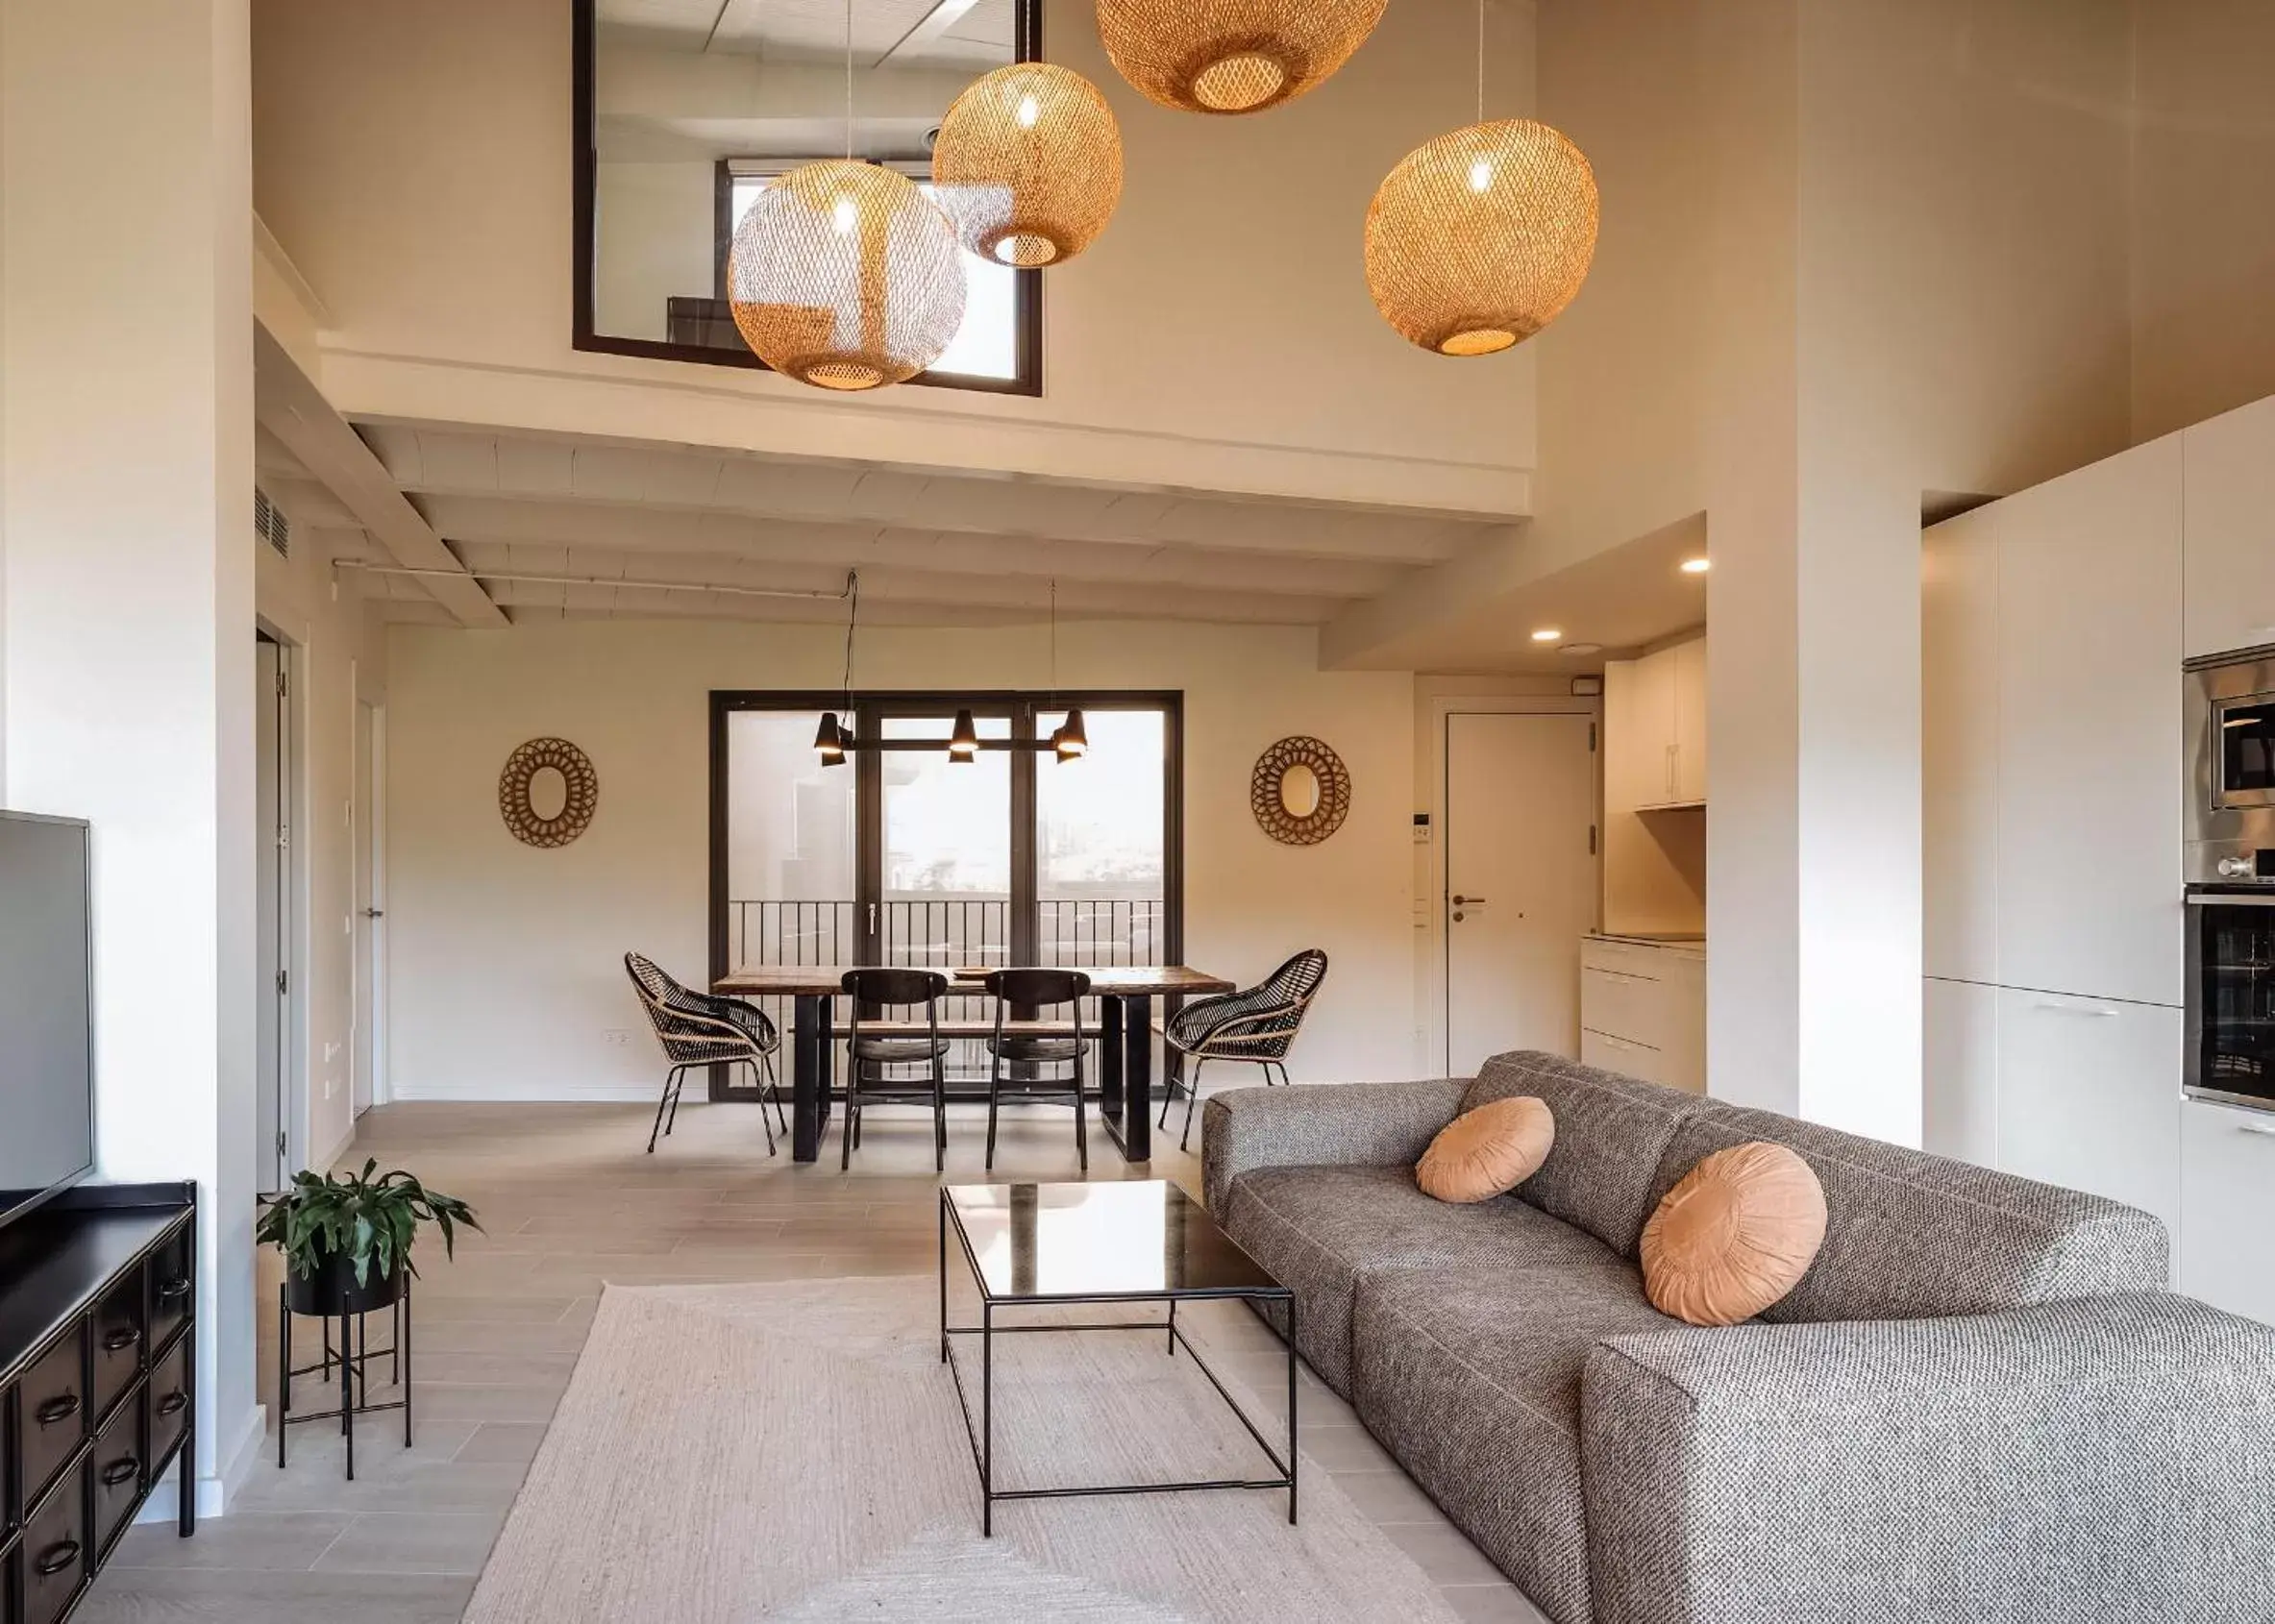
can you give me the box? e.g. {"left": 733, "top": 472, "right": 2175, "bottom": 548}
{"left": 1201, "top": 1051, "right": 2275, "bottom": 1624}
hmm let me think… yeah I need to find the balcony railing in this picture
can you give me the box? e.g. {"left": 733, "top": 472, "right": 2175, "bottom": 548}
{"left": 727, "top": 898, "right": 1166, "bottom": 1080}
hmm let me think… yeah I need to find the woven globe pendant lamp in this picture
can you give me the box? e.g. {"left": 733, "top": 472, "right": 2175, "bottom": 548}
{"left": 1365, "top": 118, "right": 1598, "bottom": 357}
{"left": 932, "top": 62, "right": 1124, "bottom": 268}
{"left": 728, "top": 161, "right": 968, "bottom": 391}
{"left": 1095, "top": 0, "right": 1389, "bottom": 115}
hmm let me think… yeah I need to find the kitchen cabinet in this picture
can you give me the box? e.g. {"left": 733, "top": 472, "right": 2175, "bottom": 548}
{"left": 1922, "top": 507, "right": 2001, "bottom": 986}
{"left": 2182, "top": 394, "right": 2275, "bottom": 662}
{"left": 1672, "top": 637, "right": 1708, "bottom": 804}
{"left": 1580, "top": 935, "right": 1705, "bottom": 1093}
{"left": 1923, "top": 975, "right": 1997, "bottom": 1168}
{"left": 1993, "top": 988, "right": 2182, "bottom": 1235}
{"left": 1992, "top": 434, "right": 2185, "bottom": 1010}
{"left": 2180, "top": 1098, "right": 2275, "bottom": 1325}
{"left": 1604, "top": 634, "right": 1705, "bottom": 811}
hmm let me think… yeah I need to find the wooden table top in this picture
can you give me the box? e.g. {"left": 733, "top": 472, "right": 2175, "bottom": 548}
{"left": 713, "top": 965, "right": 1236, "bottom": 998}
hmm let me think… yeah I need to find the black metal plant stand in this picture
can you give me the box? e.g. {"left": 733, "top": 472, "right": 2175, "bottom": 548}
{"left": 277, "top": 1275, "right": 412, "bottom": 1480}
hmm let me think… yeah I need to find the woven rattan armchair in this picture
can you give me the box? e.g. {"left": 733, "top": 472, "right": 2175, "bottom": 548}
{"left": 1158, "top": 949, "right": 1328, "bottom": 1151}
{"left": 624, "top": 952, "right": 785, "bottom": 1155}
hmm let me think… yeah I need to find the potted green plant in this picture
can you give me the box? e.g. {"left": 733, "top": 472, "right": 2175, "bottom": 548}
{"left": 256, "top": 1160, "right": 481, "bottom": 1316}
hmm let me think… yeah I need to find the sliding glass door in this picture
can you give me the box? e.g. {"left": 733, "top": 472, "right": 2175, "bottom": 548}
{"left": 709, "top": 692, "right": 1181, "bottom": 1094}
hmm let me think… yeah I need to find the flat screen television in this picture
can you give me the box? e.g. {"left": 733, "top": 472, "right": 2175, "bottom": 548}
{"left": 0, "top": 812, "right": 95, "bottom": 1230}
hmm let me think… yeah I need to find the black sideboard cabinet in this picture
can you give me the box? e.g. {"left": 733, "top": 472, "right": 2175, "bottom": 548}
{"left": 0, "top": 1183, "right": 196, "bottom": 1624}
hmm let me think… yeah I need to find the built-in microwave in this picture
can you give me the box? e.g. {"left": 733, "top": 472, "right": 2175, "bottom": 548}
{"left": 2187, "top": 651, "right": 2275, "bottom": 886}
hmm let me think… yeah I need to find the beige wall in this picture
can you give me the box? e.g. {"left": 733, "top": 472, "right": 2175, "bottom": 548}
{"left": 383, "top": 617, "right": 1419, "bottom": 1100}
{"left": 2130, "top": 0, "right": 2275, "bottom": 443}
{"left": 251, "top": 0, "right": 1542, "bottom": 514}
{"left": 254, "top": 505, "right": 386, "bottom": 1169}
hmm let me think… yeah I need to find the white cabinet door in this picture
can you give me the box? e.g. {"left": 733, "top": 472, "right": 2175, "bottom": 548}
{"left": 1923, "top": 976, "right": 1998, "bottom": 1168}
{"left": 1994, "top": 988, "right": 2182, "bottom": 1234}
{"left": 1923, "top": 507, "right": 2002, "bottom": 985}
{"left": 2180, "top": 1098, "right": 2275, "bottom": 1324}
{"left": 1672, "top": 636, "right": 1708, "bottom": 804}
{"left": 2183, "top": 394, "right": 2275, "bottom": 662}
{"left": 1581, "top": 1025, "right": 1663, "bottom": 1086}
{"left": 1607, "top": 651, "right": 1679, "bottom": 809}
{"left": 1994, "top": 435, "right": 2185, "bottom": 1008}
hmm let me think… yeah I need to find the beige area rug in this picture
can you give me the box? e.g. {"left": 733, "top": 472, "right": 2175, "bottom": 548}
{"left": 463, "top": 1276, "right": 1467, "bottom": 1622}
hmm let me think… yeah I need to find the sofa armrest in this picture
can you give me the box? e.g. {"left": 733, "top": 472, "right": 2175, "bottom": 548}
{"left": 1580, "top": 1292, "right": 2275, "bottom": 1624}
{"left": 1200, "top": 1078, "right": 1466, "bottom": 1216}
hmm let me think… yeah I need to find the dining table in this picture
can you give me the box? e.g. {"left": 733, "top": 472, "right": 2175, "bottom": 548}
{"left": 710, "top": 965, "right": 1236, "bottom": 1165}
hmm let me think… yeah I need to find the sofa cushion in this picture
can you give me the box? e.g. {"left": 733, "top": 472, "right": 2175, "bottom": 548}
{"left": 1416, "top": 1095, "right": 1556, "bottom": 1203}
{"left": 1222, "top": 1165, "right": 1620, "bottom": 1397}
{"left": 1352, "top": 1263, "right": 1683, "bottom": 1624}
{"left": 1641, "top": 1141, "right": 1828, "bottom": 1326}
{"left": 1644, "top": 1106, "right": 2170, "bottom": 1323}
{"left": 1463, "top": 1052, "right": 1724, "bottom": 1258}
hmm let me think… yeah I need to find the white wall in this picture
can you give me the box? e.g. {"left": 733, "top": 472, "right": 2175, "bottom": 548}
{"left": 250, "top": 0, "right": 1541, "bottom": 515}
{"left": 383, "top": 618, "right": 1418, "bottom": 1099}
{"left": 254, "top": 503, "right": 386, "bottom": 1169}
{"left": 2130, "top": 0, "right": 2275, "bottom": 443}
{"left": 1, "top": 0, "right": 262, "bottom": 1514}
{"left": 591, "top": 160, "right": 713, "bottom": 342}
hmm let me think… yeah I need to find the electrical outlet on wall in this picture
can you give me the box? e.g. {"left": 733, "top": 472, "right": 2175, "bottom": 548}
{"left": 603, "top": 1029, "right": 636, "bottom": 1048}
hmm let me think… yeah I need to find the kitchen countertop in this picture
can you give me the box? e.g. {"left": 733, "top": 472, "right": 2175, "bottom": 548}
{"left": 1588, "top": 931, "right": 1707, "bottom": 954}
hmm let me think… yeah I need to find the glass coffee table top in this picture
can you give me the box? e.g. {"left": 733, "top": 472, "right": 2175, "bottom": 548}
{"left": 944, "top": 1180, "right": 1286, "bottom": 1302}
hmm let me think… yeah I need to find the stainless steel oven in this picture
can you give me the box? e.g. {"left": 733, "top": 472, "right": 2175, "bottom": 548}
{"left": 2188, "top": 889, "right": 2275, "bottom": 1112}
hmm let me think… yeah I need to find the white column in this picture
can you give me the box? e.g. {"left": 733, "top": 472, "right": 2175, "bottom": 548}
{"left": 1, "top": 0, "right": 260, "bottom": 1512}
{"left": 1699, "top": 0, "right": 1926, "bottom": 1144}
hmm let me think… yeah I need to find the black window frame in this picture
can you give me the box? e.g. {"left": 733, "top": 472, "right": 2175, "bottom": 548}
{"left": 707, "top": 689, "right": 1185, "bottom": 994}
{"left": 572, "top": 0, "right": 1046, "bottom": 397}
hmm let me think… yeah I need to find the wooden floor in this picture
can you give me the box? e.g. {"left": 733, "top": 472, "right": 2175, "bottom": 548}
{"left": 82, "top": 1098, "right": 1546, "bottom": 1624}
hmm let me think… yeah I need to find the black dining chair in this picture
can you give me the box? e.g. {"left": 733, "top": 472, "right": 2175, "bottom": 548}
{"left": 1159, "top": 948, "right": 1330, "bottom": 1151}
{"left": 624, "top": 952, "right": 785, "bottom": 1155}
{"left": 980, "top": 969, "right": 1093, "bottom": 1172}
{"left": 840, "top": 968, "right": 952, "bottom": 1172}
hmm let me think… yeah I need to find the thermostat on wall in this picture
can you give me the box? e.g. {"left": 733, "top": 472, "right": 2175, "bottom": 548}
{"left": 1413, "top": 813, "right": 1431, "bottom": 846}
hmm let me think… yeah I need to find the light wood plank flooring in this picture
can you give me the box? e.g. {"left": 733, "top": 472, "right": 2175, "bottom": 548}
{"left": 82, "top": 1098, "right": 1546, "bottom": 1624}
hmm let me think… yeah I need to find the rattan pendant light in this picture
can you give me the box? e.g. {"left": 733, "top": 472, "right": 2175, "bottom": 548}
{"left": 1096, "top": 0, "right": 1389, "bottom": 115}
{"left": 1364, "top": 5, "right": 1597, "bottom": 357}
{"left": 932, "top": 63, "right": 1124, "bottom": 268}
{"left": 728, "top": 1, "right": 966, "bottom": 390}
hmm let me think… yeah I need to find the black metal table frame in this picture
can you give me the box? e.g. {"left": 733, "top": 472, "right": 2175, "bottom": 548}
{"left": 790, "top": 991, "right": 1170, "bottom": 1164}
{"left": 276, "top": 1278, "right": 411, "bottom": 1480}
{"left": 936, "top": 1191, "right": 1298, "bottom": 1537}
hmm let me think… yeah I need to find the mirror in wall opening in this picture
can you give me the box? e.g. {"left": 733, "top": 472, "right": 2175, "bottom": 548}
{"left": 0, "top": 813, "right": 96, "bottom": 1228}
{"left": 579, "top": 0, "right": 1042, "bottom": 393}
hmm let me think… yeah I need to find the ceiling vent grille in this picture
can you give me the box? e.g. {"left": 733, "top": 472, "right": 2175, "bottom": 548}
{"left": 254, "top": 488, "right": 290, "bottom": 559}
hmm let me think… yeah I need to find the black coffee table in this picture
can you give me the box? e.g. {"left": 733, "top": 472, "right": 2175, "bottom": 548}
{"left": 937, "top": 1180, "right": 1298, "bottom": 1535}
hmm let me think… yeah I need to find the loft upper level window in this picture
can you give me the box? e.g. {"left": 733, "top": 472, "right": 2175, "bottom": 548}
{"left": 575, "top": 0, "right": 1043, "bottom": 396}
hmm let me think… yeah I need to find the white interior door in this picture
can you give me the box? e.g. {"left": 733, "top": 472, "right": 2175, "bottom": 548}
{"left": 1446, "top": 712, "right": 1600, "bottom": 1075}
{"left": 353, "top": 701, "right": 383, "bottom": 1117}
{"left": 256, "top": 637, "right": 289, "bottom": 1187}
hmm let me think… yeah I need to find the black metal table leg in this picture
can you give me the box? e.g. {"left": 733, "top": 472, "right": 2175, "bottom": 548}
{"left": 1287, "top": 1296, "right": 1299, "bottom": 1524}
{"left": 1099, "top": 996, "right": 1125, "bottom": 1122}
{"left": 981, "top": 1300, "right": 994, "bottom": 1538}
{"left": 792, "top": 993, "right": 822, "bottom": 1162}
{"left": 1120, "top": 996, "right": 1152, "bottom": 1162}
{"left": 938, "top": 1194, "right": 949, "bottom": 1365}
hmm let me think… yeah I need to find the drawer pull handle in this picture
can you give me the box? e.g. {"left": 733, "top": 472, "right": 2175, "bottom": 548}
{"left": 2233, "top": 1120, "right": 2275, "bottom": 1139}
{"left": 101, "top": 1457, "right": 141, "bottom": 1487}
{"left": 35, "top": 1539, "right": 81, "bottom": 1577}
{"left": 157, "top": 1390, "right": 189, "bottom": 1417}
{"left": 35, "top": 1393, "right": 81, "bottom": 1426}
{"left": 2033, "top": 1001, "right": 2118, "bottom": 1018}
{"left": 158, "top": 1276, "right": 192, "bottom": 1302}
{"left": 102, "top": 1326, "right": 142, "bottom": 1352}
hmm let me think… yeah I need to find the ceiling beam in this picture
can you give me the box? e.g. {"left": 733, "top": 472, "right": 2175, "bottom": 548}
{"left": 253, "top": 328, "right": 507, "bottom": 629}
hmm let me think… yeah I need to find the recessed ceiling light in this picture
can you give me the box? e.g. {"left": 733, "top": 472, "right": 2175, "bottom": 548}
{"left": 1559, "top": 642, "right": 1603, "bottom": 657}
{"left": 1531, "top": 627, "right": 1563, "bottom": 643}
{"left": 1680, "top": 556, "right": 1711, "bottom": 575}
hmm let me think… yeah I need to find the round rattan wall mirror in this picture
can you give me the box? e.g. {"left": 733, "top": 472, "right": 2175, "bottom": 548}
{"left": 1250, "top": 736, "right": 1350, "bottom": 846}
{"left": 500, "top": 738, "right": 599, "bottom": 849}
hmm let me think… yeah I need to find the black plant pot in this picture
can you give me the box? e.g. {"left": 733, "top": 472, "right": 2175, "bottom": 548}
{"left": 284, "top": 1246, "right": 407, "bottom": 1317}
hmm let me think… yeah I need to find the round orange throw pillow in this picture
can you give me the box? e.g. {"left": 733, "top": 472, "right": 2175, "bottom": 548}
{"left": 1640, "top": 1143, "right": 1827, "bottom": 1326}
{"left": 1415, "top": 1096, "right": 1555, "bottom": 1203}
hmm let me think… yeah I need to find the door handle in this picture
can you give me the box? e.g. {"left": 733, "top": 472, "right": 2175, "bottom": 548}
{"left": 362, "top": 908, "right": 384, "bottom": 920}
{"left": 1451, "top": 896, "right": 1486, "bottom": 905}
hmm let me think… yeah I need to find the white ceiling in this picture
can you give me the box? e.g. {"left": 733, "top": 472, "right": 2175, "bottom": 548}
{"left": 599, "top": 0, "right": 1013, "bottom": 71}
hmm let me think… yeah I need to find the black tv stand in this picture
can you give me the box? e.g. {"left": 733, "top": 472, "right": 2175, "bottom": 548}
{"left": 0, "top": 1182, "right": 197, "bottom": 1624}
